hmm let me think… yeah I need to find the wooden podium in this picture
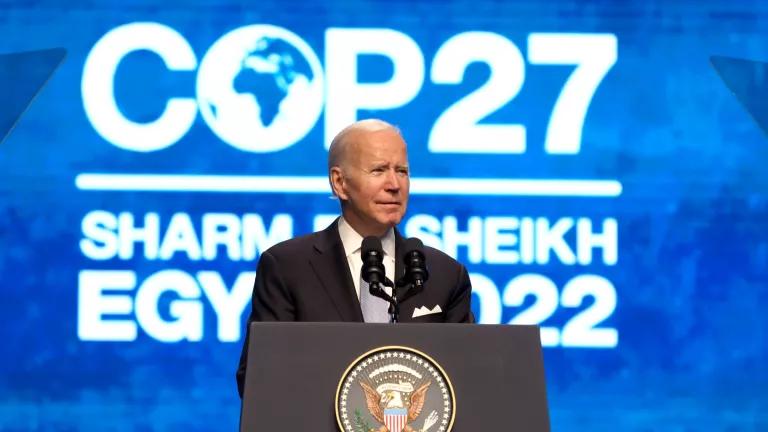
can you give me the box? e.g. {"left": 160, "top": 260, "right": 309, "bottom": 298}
{"left": 240, "top": 322, "right": 550, "bottom": 431}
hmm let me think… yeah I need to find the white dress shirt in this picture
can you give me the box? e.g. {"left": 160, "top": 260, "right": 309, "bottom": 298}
{"left": 337, "top": 217, "right": 395, "bottom": 299}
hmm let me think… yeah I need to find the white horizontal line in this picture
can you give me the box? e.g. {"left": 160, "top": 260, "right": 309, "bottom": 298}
{"left": 75, "top": 174, "right": 622, "bottom": 197}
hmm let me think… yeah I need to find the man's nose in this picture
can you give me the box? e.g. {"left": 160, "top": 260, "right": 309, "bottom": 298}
{"left": 383, "top": 168, "right": 400, "bottom": 191}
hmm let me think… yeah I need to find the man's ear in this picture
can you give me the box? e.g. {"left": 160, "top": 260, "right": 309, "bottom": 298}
{"left": 329, "top": 167, "right": 348, "bottom": 201}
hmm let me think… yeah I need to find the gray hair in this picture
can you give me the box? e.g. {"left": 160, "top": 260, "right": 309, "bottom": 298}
{"left": 327, "top": 119, "right": 401, "bottom": 171}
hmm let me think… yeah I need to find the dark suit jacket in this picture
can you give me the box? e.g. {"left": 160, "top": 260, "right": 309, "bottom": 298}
{"left": 236, "top": 220, "right": 473, "bottom": 397}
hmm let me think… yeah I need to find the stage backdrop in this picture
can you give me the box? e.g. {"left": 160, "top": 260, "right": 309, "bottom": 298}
{"left": 1, "top": 0, "right": 766, "bottom": 430}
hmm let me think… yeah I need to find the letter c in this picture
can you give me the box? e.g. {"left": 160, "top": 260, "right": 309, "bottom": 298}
{"left": 81, "top": 22, "right": 197, "bottom": 152}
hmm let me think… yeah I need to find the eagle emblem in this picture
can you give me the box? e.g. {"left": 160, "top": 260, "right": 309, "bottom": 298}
{"left": 336, "top": 347, "right": 454, "bottom": 432}
{"left": 360, "top": 380, "right": 437, "bottom": 432}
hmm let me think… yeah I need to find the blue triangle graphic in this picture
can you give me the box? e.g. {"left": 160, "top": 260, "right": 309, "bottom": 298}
{"left": 711, "top": 55, "right": 768, "bottom": 136}
{"left": 0, "top": 48, "right": 66, "bottom": 145}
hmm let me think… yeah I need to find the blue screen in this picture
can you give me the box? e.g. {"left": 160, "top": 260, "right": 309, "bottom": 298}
{"left": 1, "top": 0, "right": 766, "bottom": 430}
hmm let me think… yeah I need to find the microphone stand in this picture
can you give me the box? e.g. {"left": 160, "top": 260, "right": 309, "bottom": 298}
{"left": 387, "top": 283, "right": 398, "bottom": 323}
{"left": 373, "top": 278, "right": 425, "bottom": 323}
{"left": 369, "top": 278, "right": 399, "bottom": 323}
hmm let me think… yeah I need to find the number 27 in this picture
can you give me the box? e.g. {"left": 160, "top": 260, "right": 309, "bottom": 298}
{"left": 429, "top": 33, "right": 617, "bottom": 155}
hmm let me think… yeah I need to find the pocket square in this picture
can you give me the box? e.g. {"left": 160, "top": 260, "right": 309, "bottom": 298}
{"left": 412, "top": 305, "right": 443, "bottom": 318}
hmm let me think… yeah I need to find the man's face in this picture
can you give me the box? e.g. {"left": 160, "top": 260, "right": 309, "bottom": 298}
{"left": 332, "top": 128, "right": 410, "bottom": 237}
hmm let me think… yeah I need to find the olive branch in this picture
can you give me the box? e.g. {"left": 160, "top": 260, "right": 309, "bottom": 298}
{"left": 353, "top": 409, "right": 375, "bottom": 432}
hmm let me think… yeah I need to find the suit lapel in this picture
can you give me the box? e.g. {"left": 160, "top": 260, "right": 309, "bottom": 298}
{"left": 394, "top": 228, "right": 406, "bottom": 284}
{"left": 309, "top": 220, "right": 364, "bottom": 322}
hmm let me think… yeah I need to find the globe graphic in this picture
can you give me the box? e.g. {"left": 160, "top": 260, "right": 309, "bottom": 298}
{"left": 196, "top": 25, "right": 324, "bottom": 152}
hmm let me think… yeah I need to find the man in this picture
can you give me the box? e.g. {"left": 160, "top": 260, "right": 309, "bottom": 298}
{"left": 236, "top": 119, "right": 473, "bottom": 397}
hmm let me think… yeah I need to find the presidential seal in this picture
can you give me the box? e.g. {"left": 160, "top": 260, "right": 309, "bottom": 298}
{"left": 335, "top": 346, "right": 455, "bottom": 432}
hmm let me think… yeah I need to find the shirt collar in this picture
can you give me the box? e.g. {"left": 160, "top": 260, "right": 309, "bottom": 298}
{"left": 338, "top": 216, "right": 395, "bottom": 258}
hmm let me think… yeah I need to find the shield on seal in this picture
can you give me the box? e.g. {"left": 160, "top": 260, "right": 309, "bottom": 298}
{"left": 384, "top": 407, "right": 408, "bottom": 432}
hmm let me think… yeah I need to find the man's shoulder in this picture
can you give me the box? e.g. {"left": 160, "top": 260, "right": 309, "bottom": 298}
{"left": 264, "top": 230, "right": 323, "bottom": 257}
{"left": 421, "top": 244, "right": 463, "bottom": 269}
{"left": 263, "top": 220, "right": 342, "bottom": 260}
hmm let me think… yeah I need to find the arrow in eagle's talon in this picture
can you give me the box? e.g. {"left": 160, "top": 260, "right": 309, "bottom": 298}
{"left": 421, "top": 410, "right": 438, "bottom": 432}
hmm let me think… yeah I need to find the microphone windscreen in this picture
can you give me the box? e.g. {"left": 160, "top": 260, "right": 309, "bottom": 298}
{"left": 403, "top": 237, "right": 424, "bottom": 254}
{"left": 361, "top": 236, "right": 383, "bottom": 256}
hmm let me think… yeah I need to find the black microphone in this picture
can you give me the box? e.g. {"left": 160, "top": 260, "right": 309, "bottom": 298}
{"left": 397, "top": 238, "right": 429, "bottom": 308}
{"left": 401, "top": 237, "right": 429, "bottom": 292}
{"left": 361, "top": 236, "right": 386, "bottom": 286}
